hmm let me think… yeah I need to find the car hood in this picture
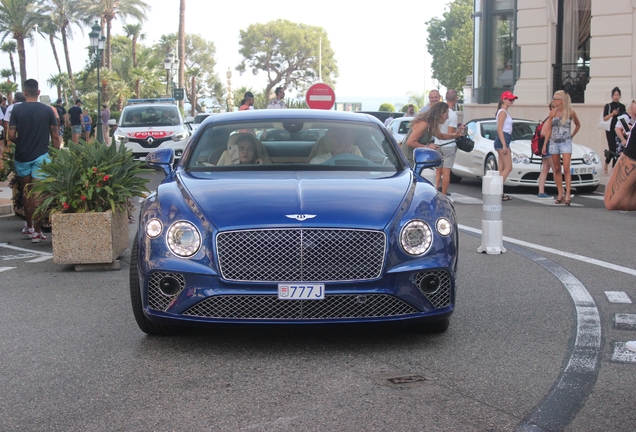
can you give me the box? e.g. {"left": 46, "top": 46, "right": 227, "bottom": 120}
{"left": 511, "top": 139, "right": 595, "bottom": 158}
{"left": 177, "top": 171, "right": 412, "bottom": 230}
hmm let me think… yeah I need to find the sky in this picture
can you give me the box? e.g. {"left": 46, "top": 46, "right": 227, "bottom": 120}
{"left": 10, "top": 0, "right": 450, "bottom": 110}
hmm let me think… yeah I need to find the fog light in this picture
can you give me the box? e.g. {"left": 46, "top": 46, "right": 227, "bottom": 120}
{"left": 159, "top": 276, "right": 181, "bottom": 296}
{"left": 419, "top": 274, "right": 440, "bottom": 294}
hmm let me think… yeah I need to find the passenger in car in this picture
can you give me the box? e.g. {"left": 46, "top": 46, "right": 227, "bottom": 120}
{"left": 309, "top": 128, "right": 358, "bottom": 164}
{"left": 216, "top": 133, "right": 272, "bottom": 165}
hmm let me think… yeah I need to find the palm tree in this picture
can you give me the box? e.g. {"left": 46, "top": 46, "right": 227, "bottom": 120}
{"left": 0, "top": 79, "right": 18, "bottom": 102}
{"left": 0, "top": 0, "right": 47, "bottom": 87}
{"left": 49, "top": 0, "right": 83, "bottom": 98}
{"left": 0, "top": 68, "right": 11, "bottom": 79}
{"left": 39, "top": 19, "right": 62, "bottom": 74}
{"left": 80, "top": 0, "right": 149, "bottom": 69}
{"left": 47, "top": 71, "right": 69, "bottom": 101}
{"left": 123, "top": 22, "right": 144, "bottom": 97}
{"left": 0, "top": 41, "right": 17, "bottom": 82}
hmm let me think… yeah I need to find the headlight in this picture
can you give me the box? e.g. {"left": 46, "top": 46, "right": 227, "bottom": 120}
{"left": 145, "top": 219, "right": 163, "bottom": 238}
{"left": 400, "top": 220, "right": 433, "bottom": 256}
{"left": 436, "top": 217, "right": 452, "bottom": 237}
{"left": 113, "top": 131, "right": 128, "bottom": 144}
{"left": 512, "top": 152, "right": 530, "bottom": 164}
{"left": 172, "top": 131, "right": 189, "bottom": 141}
{"left": 586, "top": 152, "right": 600, "bottom": 164}
{"left": 166, "top": 221, "right": 201, "bottom": 257}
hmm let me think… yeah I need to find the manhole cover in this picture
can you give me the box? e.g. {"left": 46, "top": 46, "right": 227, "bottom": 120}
{"left": 371, "top": 372, "right": 431, "bottom": 388}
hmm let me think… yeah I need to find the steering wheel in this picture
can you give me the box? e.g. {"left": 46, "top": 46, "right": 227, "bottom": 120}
{"left": 321, "top": 153, "right": 377, "bottom": 167}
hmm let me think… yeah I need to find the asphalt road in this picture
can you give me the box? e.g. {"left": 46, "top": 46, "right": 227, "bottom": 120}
{"left": 1, "top": 172, "right": 635, "bottom": 431}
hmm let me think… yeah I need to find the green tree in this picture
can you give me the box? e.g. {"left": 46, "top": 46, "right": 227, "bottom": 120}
{"left": 39, "top": 19, "right": 62, "bottom": 74}
{"left": 123, "top": 22, "right": 144, "bottom": 97}
{"left": 0, "top": 40, "right": 17, "bottom": 81}
{"left": 0, "top": 0, "right": 47, "bottom": 86}
{"left": 406, "top": 91, "right": 426, "bottom": 109}
{"left": 426, "top": 0, "right": 473, "bottom": 96}
{"left": 49, "top": 0, "right": 84, "bottom": 98}
{"left": 0, "top": 79, "right": 18, "bottom": 101}
{"left": 47, "top": 71, "right": 69, "bottom": 101}
{"left": 237, "top": 19, "right": 338, "bottom": 103}
{"left": 379, "top": 103, "right": 395, "bottom": 112}
{"left": 80, "top": 0, "right": 150, "bottom": 69}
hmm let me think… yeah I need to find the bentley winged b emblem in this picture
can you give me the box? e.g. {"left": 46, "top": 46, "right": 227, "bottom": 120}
{"left": 285, "top": 214, "right": 316, "bottom": 221}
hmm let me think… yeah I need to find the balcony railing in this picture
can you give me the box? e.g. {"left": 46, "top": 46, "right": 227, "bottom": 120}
{"left": 552, "top": 62, "right": 590, "bottom": 103}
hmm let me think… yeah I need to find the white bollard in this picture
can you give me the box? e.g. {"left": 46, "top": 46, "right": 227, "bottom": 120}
{"left": 477, "top": 170, "right": 506, "bottom": 254}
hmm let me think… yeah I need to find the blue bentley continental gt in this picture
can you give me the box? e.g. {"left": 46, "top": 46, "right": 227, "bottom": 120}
{"left": 131, "top": 109, "right": 458, "bottom": 335}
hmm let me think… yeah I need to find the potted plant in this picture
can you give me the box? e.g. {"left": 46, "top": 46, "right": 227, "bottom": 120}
{"left": 30, "top": 139, "right": 150, "bottom": 267}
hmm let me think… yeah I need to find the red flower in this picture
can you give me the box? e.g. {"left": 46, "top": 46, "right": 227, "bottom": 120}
{"left": 92, "top": 167, "right": 98, "bottom": 172}
{"left": 62, "top": 202, "right": 70, "bottom": 209}
{"left": 80, "top": 195, "right": 87, "bottom": 201}
{"left": 102, "top": 175, "right": 110, "bottom": 182}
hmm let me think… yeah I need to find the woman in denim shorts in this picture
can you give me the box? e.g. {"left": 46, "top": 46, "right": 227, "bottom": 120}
{"left": 545, "top": 90, "right": 580, "bottom": 206}
{"left": 493, "top": 91, "right": 517, "bottom": 201}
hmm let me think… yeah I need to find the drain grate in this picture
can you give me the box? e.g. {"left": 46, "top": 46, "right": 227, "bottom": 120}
{"left": 386, "top": 375, "right": 428, "bottom": 385}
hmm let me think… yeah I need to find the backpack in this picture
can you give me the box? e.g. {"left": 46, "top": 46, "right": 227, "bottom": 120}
{"left": 531, "top": 117, "right": 549, "bottom": 156}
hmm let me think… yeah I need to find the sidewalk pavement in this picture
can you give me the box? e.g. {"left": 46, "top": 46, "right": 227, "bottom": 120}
{"left": 0, "top": 172, "right": 614, "bottom": 218}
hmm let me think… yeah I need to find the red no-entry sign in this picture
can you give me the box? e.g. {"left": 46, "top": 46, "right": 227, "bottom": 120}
{"left": 305, "top": 83, "right": 336, "bottom": 110}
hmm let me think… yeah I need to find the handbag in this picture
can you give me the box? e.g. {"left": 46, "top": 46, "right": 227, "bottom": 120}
{"left": 455, "top": 134, "right": 474, "bottom": 152}
{"left": 597, "top": 104, "right": 611, "bottom": 131}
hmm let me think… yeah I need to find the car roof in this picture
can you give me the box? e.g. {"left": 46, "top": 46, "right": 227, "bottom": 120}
{"left": 466, "top": 117, "right": 537, "bottom": 124}
{"left": 204, "top": 109, "right": 384, "bottom": 126}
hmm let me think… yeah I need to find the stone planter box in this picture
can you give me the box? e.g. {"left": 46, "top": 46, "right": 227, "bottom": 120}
{"left": 52, "top": 211, "right": 129, "bottom": 265}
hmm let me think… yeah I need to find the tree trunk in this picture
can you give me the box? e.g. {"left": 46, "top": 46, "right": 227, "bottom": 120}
{"left": 178, "top": 0, "right": 186, "bottom": 109}
{"left": 16, "top": 37, "right": 27, "bottom": 88}
{"left": 133, "top": 35, "right": 140, "bottom": 98}
{"left": 106, "top": 19, "right": 112, "bottom": 69}
{"left": 49, "top": 34, "right": 62, "bottom": 74}
{"left": 61, "top": 26, "right": 76, "bottom": 99}
{"left": 9, "top": 52, "right": 17, "bottom": 82}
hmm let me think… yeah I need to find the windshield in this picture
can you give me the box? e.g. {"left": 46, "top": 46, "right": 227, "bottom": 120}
{"left": 185, "top": 119, "right": 402, "bottom": 173}
{"left": 121, "top": 105, "right": 181, "bottom": 127}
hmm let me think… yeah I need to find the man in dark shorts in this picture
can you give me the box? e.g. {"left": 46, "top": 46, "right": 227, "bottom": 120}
{"left": 67, "top": 98, "right": 83, "bottom": 143}
{"left": 54, "top": 98, "right": 67, "bottom": 138}
{"left": 8, "top": 79, "right": 61, "bottom": 243}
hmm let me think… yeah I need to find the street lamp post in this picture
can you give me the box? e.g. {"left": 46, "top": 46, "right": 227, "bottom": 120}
{"left": 89, "top": 22, "right": 105, "bottom": 144}
{"left": 164, "top": 52, "right": 178, "bottom": 97}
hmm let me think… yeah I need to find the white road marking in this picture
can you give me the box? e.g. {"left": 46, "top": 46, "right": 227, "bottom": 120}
{"left": 0, "top": 267, "right": 16, "bottom": 272}
{"left": 459, "top": 225, "right": 636, "bottom": 277}
{"left": 446, "top": 193, "right": 482, "bottom": 205}
{"left": 577, "top": 194, "right": 604, "bottom": 201}
{"left": 27, "top": 256, "right": 53, "bottom": 263}
{"left": 615, "top": 313, "right": 636, "bottom": 330}
{"left": 0, "top": 242, "right": 52, "bottom": 256}
{"left": 605, "top": 291, "right": 632, "bottom": 304}
{"left": 611, "top": 342, "right": 636, "bottom": 363}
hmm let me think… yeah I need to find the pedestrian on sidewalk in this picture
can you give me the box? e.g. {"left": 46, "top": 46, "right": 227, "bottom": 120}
{"left": 604, "top": 130, "right": 636, "bottom": 352}
{"left": 68, "top": 99, "right": 83, "bottom": 143}
{"left": 8, "top": 79, "right": 61, "bottom": 243}
{"left": 494, "top": 90, "right": 517, "bottom": 201}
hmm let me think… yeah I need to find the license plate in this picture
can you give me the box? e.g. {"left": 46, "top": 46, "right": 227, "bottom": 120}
{"left": 571, "top": 166, "right": 595, "bottom": 175}
{"left": 278, "top": 283, "right": 325, "bottom": 300}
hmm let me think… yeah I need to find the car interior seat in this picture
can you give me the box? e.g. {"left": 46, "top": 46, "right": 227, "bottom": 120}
{"left": 306, "top": 135, "right": 363, "bottom": 162}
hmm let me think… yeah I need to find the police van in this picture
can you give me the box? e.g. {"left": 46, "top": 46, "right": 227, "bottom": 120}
{"left": 113, "top": 98, "right": 191, "bottom": 160}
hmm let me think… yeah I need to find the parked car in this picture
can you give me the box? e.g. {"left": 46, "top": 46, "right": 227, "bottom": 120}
{"left": 131, "top": 109, "right": 458, "bottom": 335}
{"left": 452, "top": 118, "right": 601, "bottom": 192}
{"left": 190, "top": 113, "right": 212, "bottom": 131}
{"left": 113, "top": 98, "right": 191, "bottom": 160}
{"left": 357, "top": 111, "right": 404, "bottom": 125}
{"left": 386, "top": 116, "right": 412, "bottom": 143}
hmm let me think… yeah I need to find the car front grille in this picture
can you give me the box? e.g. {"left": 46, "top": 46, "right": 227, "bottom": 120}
{"left": 182, "top": 294, "right": 418, "bottom": 319}
{"left": 129, "top": 136, "right": 172, "bottom": 149}
{"left": 216, "top": 229, "right": 386, "bottom": 282}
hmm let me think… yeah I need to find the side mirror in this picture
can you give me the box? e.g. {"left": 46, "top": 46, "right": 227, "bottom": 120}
{"left": 108, "top": 119, "right": 117, "bottom": 126}
{"left": 185, "top": 116, "right": 194, "bottom": 123}
{"left": 413, "top": 148, "right": 442, "bottom": 172}
{"left": 146, "top": 148, "right": 175, "bottom": 177}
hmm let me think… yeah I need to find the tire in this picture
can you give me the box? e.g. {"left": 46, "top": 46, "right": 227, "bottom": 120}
{"left": 576, "top": 185, "right": 598, "bottom": 194}
{"left": 484, "top": 154, "right": 498, "bottom": 176}
{"left": 449, "top": 171, "right": 462, "bottom": 184}
{"left": 129, "top": 236, "right": 177, "bottom": 336}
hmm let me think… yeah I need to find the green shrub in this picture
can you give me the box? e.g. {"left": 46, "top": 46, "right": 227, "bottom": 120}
{"left": 378, "top": 103, "right": 395, "bottom": 112}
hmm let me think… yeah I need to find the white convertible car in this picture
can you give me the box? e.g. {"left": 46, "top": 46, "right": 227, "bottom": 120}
{"left": 452, "top": 118, "right": 601, "bottom": 193}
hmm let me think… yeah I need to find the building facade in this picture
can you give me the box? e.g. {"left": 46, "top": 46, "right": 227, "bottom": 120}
{"left": 464, "top": 0, "right": 636, "bottom": 153}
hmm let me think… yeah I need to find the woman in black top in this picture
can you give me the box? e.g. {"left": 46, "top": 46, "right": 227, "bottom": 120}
{"left": 603, "top": 87, "right": 626, "bottom": 172}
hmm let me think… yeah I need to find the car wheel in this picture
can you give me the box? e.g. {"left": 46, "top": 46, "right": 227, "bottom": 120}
{"left": 130, "top": 236, "right": 178, "bottom": 336}
{"left": 484, "top": 154, "right": 498, "bottom": 175}
{"left": 576, "top": 185, "right": 598, "bottom": 194}
{"left": 449, "top": 171, "right": 462, "bottom": 183}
